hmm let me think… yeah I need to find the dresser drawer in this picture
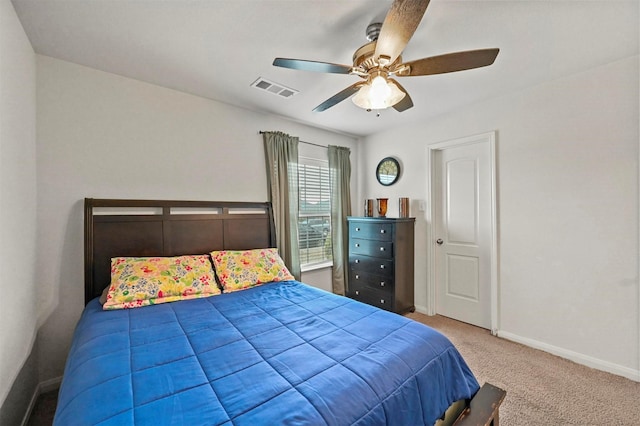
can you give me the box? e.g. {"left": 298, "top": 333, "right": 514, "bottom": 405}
{"left": 348, "top": 281, "right": 393, "bottom": 311}
{"left": 350, "top": 238, "right": 393, "bottom": 259}
{"left": 349, "top": 255, "right": 394, "bottom": 277}
{"left": 349, "top": 221, "right": 393, "bottom": 241}
{"left": 350, "top": 270, "right": 394, "bottom": 292}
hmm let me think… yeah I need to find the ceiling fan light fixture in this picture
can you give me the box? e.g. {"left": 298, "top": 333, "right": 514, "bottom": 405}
{"left": 352, "top": 74, "right": 405, "bottom": 110}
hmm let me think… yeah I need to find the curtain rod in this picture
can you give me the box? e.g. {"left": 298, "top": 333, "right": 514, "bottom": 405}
{"left": 258, "top": 131, "right": 327, "bottom": 149}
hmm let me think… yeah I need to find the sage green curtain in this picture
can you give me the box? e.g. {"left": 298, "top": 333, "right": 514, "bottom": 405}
{"left": 328, "top": 145, "right": 352, "bottom": 295}
{"left": 263, "top": 131, "right": 301, "bottom": 280}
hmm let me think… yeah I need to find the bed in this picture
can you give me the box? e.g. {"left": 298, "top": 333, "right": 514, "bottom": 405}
{"left": 54, "top": 198, "right": 505, "bottom": 425}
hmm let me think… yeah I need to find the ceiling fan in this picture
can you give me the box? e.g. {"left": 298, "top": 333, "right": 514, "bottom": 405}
{"left": 273, "top": 0, "right": 499, "bottom": 113}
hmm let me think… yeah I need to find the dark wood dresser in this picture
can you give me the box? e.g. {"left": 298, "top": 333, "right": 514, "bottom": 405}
{"left": 346, "top": 216, "right": 415, "bottom": 314}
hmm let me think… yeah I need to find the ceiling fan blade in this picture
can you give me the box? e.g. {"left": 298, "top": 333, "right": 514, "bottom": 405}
{"left": 374, "top": 0, "right": 430, "bottom": 65}
{"left": 313, "top": 82, "right": 364, "bottom": 112}
{"left": 389, "top": 79, "right": 414, "bottom": 112}
{"left": 273, "top": 58, "right": 352, "bottom": 74}
{"left": 400, "top": 48, "right": 499, "bottom": 76}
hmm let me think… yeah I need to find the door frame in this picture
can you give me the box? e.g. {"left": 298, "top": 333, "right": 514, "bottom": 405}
{"left": 425, "top": 131, "right": 499, "bottom": 335}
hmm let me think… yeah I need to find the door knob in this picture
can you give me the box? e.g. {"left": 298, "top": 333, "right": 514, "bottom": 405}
{"left": 436, "top": 238, "right": 443, "bottom": 245}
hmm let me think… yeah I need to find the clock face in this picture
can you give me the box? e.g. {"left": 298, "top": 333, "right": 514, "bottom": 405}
{"left": 376, "top": 157, "right": 400, "bottom": 186}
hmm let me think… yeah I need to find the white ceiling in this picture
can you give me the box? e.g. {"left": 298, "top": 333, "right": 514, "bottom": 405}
{"left": 11, "top": 0, "right": 639, "bottom": 137}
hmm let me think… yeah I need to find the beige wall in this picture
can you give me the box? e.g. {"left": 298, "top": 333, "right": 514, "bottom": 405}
{"left": 31, "top": 52, "right": 640, "bottom": 389}
{"left": 3, "top": 14, "right": 638, "bottom": 422}
{"left": 35, "top": 55, "right": 359, "bottom": 382}
{"left": 359, "top": 55, "right": 639, "bottom": 379}
{"left": 0, "top": 0, "right": 37, "bottom": 415}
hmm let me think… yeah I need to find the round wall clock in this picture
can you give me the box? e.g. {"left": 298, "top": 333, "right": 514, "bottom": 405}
{"left": 376, "top": 157, "right": 400, "bottom": 186}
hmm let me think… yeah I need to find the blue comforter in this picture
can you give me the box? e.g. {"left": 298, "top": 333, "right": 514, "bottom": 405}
{"left": 54, "top": 281, "right": 479, "bottom": 425}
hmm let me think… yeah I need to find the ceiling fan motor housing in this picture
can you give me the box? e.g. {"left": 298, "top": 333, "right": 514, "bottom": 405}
{"left": 366, "top": 22, "right": 382, "bottom": 42}
{"left": 352, "top": 41, "right": 403, "bottom": 75}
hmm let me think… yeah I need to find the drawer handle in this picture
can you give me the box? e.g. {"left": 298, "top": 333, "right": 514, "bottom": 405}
{"left": 380, "top": 229, "right": 386, "bottom": 234}
{"left": 355, "top": 259, "right": 359, "bottom": 264}
{"left": 355, "top": 227, "right": 360, "bottom": 231}
{"left": 379, "top": 264, "right": 385, "bottom": 269}
{"left": 380, "top": 281, "right": 385, "bottom": 287}
{"left": 355, "top": 243, "right": 360, "bottom": 247}
{"left": 379, "top": 247, "right": 385, "bottom": 252}
{"left": 355, "top": 290, "right": 359, "bottom": 295}
{"left": 355, "top": 274, "right": 359, "bottom": 280}
{"left": 380, "top": 299, "right": 385, "bottom": 304}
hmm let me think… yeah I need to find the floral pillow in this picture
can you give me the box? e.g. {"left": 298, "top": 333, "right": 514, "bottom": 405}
{"left": 210, "top": 248, "right": 294, "bottom": 293}
{"left": 103, "top": 255, "right": 220, "bottom": 310}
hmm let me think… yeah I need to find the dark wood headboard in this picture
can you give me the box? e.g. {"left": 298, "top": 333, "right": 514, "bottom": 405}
{"left": 84, "top": 198, "right": 276, "bottom": 305}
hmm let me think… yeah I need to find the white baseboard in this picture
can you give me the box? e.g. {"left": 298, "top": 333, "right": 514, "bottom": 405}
{"left": 39, "top": 376, "right": 62, "bottom": 393}
{"left": 20, "top": 389, "right": 39, "bottom": 426}
{"left": 21, "top": 376, "right": 62, "bottom": 426}
{"left": 408, "top": 311, "right": 639, "bottom": 382}
{"left": 497, "top": 330, "right": 640, "bottom": 382}
{"left": 414, "top": 304, "right": 428, "bottom": 315}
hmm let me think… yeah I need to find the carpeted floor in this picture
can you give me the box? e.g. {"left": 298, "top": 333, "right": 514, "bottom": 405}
{"left": 408, "top": 312, "right": 640, "bottom": 425}
{"left": 28, "top": 313, "right": 640, "bottom": 425}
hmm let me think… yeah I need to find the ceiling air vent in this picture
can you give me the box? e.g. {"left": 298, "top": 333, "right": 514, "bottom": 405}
{"left": 251, "top": 77, "right": 298, "bottom": 99}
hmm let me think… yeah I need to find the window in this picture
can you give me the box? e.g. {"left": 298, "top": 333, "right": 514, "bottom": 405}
{"left": 298, "top": 156, "right": 332, "bottom": 268}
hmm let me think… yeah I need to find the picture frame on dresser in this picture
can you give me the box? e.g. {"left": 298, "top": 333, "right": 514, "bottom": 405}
{"left": 346, "top": 216, "right": 415, "bottom": 314}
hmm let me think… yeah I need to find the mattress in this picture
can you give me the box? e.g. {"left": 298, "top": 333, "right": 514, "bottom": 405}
{"left": 54, "top": 281, "right": 479, "bottom": 425}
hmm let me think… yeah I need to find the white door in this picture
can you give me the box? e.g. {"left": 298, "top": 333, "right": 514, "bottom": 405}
{"left": 432, "top": 134, "right": 495, "bottom": 329}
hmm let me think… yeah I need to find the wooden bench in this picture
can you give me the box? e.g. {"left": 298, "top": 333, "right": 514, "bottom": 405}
{"left": 454, "top": 383, "right": 507, "bottom": 426}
